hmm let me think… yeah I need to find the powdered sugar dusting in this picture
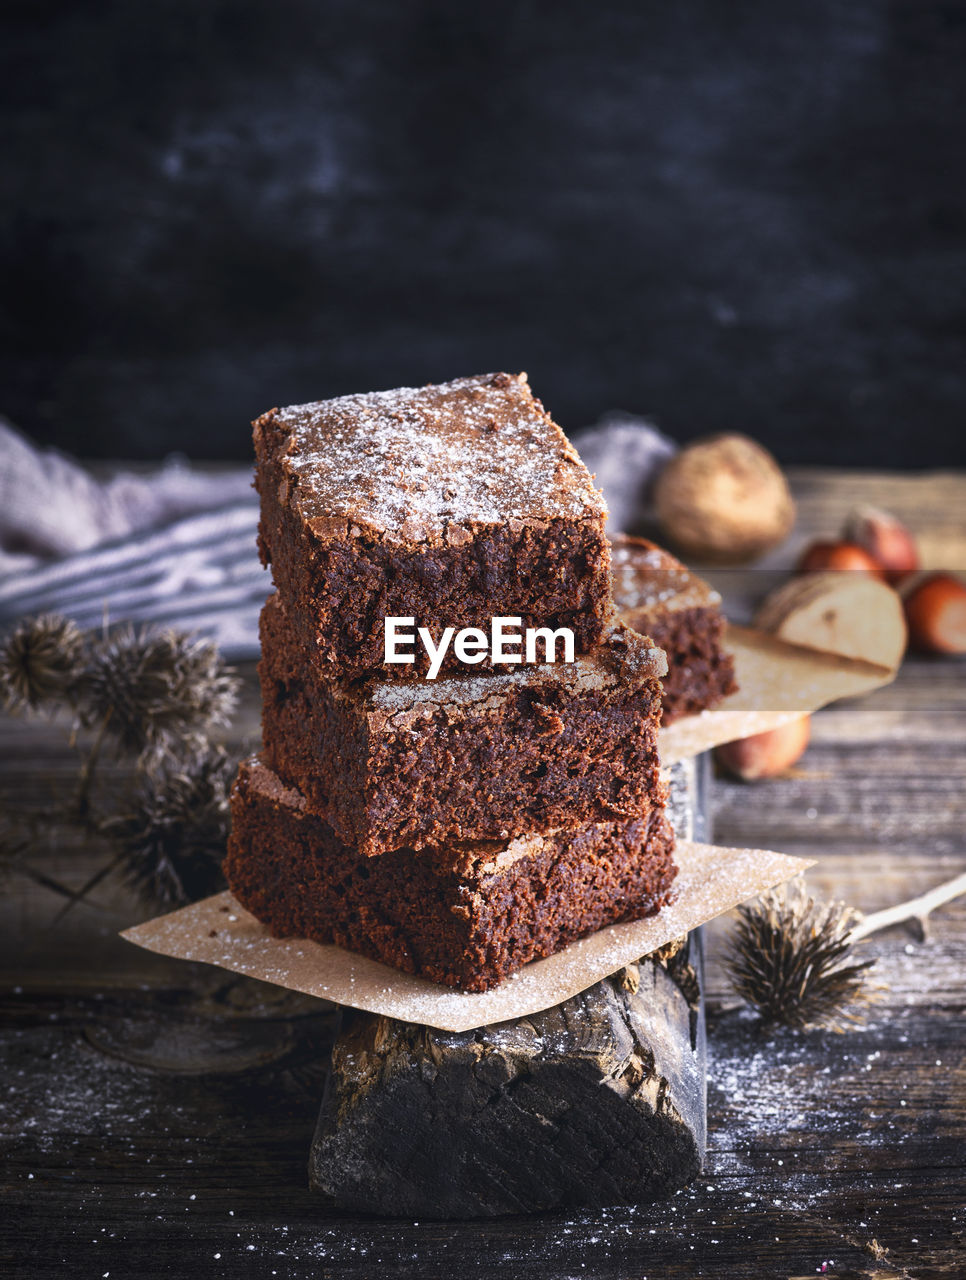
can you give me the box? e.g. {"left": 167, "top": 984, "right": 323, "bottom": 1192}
{"left": 611, "top": 537, "right": 720, "bottom": 612}
{"left": 272, "top": 373, "right": 607, "bottom": 545}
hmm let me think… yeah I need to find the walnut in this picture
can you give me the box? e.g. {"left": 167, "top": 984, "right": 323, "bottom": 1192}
{"left": 654, "top": 433, "right": 795, "bottom": 564}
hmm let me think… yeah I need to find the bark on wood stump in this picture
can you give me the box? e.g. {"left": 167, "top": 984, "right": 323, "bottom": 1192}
{"left": 310, "top": 759, "right": 708, "bottom": 1217}
{"left": 309, "top": 936, "right": 705, "bottom": 1217}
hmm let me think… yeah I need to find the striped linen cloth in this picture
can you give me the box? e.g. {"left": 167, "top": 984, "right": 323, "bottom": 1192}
{"left": 0, "top": 420, "right": 268, "bottom": 659}
{"left": 0, "top": 501, "right": 269, "bottom": 660}
{"left": 0, "top": 415, "right": 674, "bottom": 660}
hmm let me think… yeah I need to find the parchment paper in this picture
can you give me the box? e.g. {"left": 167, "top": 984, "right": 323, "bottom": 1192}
{"left": 122, "top": 838, "right": 811, "bottom": 1032}
{"left": 659, "top": 624, "right": 895, "bottom": 765}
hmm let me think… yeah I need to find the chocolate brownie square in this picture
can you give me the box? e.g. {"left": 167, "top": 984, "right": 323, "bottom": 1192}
{"left": 610, "top": 535, "right": 738, "bottom": 723}
{"left": 259, "top": 592, "right": 668, "bottom": 856}
{"left": 253, "top": 372, "right": 612, "bottom": 678}
{"left": 225, "top": 757, "right": 678, "bottom": 993}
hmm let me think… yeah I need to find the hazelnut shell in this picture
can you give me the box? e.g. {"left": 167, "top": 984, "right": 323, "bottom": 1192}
{"left": 796, "top": 540, "right": 884, "bottom": 577}
{"left": 901, "top": 572, "right": 966, "bottom": 655}
{"left": 715, "top": 716, "right": 811, "bottom": 781}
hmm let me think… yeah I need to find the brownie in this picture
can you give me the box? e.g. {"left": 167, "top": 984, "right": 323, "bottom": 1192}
{"left": 253, "top": 372, "right": 613, "bottom": 679}
{"left": 610, "top": 534, "right": 738, "bottom": 723}
{"left": 225, "top": 757, "right": 678, "bottom": 993}
{"left": 259, "top": 592, "right": 668, "bottom": 856}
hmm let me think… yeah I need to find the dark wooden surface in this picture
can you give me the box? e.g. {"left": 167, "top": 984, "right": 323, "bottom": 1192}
{"left": 2, "top": 468, "right": 965, "bottom": 1277}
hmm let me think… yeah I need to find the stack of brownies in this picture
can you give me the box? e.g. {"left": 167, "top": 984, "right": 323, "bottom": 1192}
{"left": 225, "top": 372, "right": 678, "bottom": 992}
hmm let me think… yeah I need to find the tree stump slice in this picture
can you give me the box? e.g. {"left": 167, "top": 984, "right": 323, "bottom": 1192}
{"left": 309, "top": 759, "right": 708, "bottom": 1217}
{"left": 310, "top": 938, "right": 704, "bottom": 1217}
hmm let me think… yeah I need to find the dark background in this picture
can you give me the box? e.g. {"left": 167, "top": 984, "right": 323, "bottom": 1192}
{"left": 3, "top": 0, "right": 965, "bottom": 465}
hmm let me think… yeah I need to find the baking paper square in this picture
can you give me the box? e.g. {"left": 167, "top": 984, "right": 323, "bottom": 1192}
{"left": 659, "top": 624, "right": 895, "bottom": 765}
{"left": 122, "top": 838, "right": 811, "bottom": 1033}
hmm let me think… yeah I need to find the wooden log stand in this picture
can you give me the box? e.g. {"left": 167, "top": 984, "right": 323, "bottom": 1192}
{"left": 310, "top": 759, "right": 709, "bottom": 1217}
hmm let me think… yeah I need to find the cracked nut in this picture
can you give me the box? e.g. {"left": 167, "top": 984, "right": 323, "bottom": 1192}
{"left": 755, "top": 571, "right": 907, "bottom": 670}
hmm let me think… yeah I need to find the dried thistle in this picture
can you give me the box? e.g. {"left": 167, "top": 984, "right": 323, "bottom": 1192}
{"left": 105, "top": 745, "right": 235, "bottom": 908}
{"left": 724, "top": 880, "right": 876, "bottom": 1030}
{"left": 78, "top": 627, "right": 239, "bottom": 757}
{"left": 0, "top": 614, "right": 85, "bottom": 712}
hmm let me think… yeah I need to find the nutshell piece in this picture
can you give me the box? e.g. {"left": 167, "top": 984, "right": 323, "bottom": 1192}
{"left": 259, "top": 593, "right": 668, "bottom": 856}
{"left": 714, "top": 715, "right": 811, "bottom": 781}
{"left": 224, "top": 757, "right": 678, "bottom": 993}
{"left": 254, "top": 371, "right": 612, "bottom": 678}
{"left": 755, "top": 571, "right": 907, "bottom": 670}
{"left": 310, "top": 937, "right": 705, "bottom": 1216}
{"left": 610, "top": 535, "right": 738, "bottom": 723}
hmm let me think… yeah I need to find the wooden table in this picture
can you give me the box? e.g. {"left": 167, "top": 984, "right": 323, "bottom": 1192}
{"left": 1, "top": 468, "right": 964, "bottom": 1278}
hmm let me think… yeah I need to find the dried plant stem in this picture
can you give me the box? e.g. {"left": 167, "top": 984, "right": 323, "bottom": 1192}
{"left": 72, "top": 709, "right": 112, "bottom": 822}
{"left": 49, "top": 850, "right": 128, "bottom": 925}
{"left": 17, "top": 862, "right": 110, "bottom": 911}
{"left": 850, "top": 870, "right": 966, "bottom": 944}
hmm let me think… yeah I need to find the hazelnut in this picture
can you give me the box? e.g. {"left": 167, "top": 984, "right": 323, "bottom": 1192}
{"left": 901, "top": 572, "right": 966, "bottom": 655}
{"left": 842, "top": 505, "right": 919, "bottom": 584}
{"left": 796, "top": 540, "right": 884, "bottom": 577}
{"left": 715, "top": 716, "right": 811, "bottom": 781}
{"left": 654, "top": 434, "right": 795, "bottom": 564}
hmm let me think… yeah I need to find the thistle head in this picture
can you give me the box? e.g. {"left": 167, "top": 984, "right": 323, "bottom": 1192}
{"left": 0, "top": 614, "right": 85, "bottom": 713}
{"left": 105, "top": 745, "right": 235, "bottom": 908}
{"left": 724, "top": 879, "right": 877, "bottom": 1030}
{"left": 79, "top": 627, "right": 239, "bottom": 757}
